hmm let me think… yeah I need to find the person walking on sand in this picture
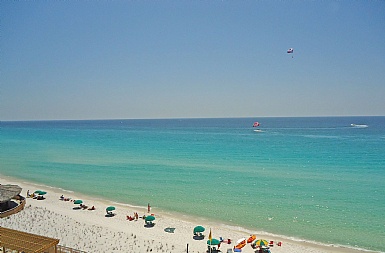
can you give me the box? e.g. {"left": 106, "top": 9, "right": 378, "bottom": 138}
{"left": 147, "top": 203, "right": 151, "bottom": 213}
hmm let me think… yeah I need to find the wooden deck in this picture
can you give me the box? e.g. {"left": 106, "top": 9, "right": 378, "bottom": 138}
{"left": 0, "top": 227, "right": 88, "bottom": 253}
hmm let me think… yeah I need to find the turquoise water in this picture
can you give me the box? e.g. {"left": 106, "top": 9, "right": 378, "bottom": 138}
{"left": 1, "top": 117, "right": 384, "bottom": 252}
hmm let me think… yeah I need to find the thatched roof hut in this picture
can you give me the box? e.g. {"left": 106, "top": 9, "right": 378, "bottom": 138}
{"left": 0, "top": 184, "right": 22, "bottom": 203}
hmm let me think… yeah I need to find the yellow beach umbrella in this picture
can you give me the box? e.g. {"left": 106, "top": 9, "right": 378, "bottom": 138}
{"left": 254, "top": 239, "right": 269, "bottom": 247}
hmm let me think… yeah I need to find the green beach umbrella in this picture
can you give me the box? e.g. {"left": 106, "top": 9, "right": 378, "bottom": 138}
{"left": 207, "top": 238, "right": 221, "bottom": 245}
{"left": 254, "top": 239, "right": 269, "bottom": 247}
{"left": 106, "top": 206, "right": 115, "bottom": 212}
{"left": 38, "top": 191, "right": 47, "bottom": 195}
{"left": 193, "top": 225, "right": 205, "bottom": 234}
{"left": 145, "top": 215, "right": 155, "bottom": 222}
{"left": 34, "top": 190, "right": 42, "bottom": 194}
{"left": 74, "top": 200, "right": 83, "bottom": 205}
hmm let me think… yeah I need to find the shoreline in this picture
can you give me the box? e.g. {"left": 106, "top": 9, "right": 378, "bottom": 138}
{"left": 0, "top": 174, "right": 378, "bottom": 253}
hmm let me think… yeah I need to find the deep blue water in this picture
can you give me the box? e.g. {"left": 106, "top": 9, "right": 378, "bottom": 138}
{"left": 1, "top": 117, "right": 384, "bottom": 252}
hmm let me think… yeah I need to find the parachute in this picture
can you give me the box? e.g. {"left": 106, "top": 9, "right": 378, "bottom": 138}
{"left": 253, "top": 122, "right": 260, "bottom": 127}
{"left": 287, "top": 48, "right": 294, "bottom": 58}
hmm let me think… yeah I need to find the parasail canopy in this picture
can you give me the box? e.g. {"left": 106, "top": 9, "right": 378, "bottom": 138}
{"left": 253, "top": 122, "right": 260, "bottom": 127}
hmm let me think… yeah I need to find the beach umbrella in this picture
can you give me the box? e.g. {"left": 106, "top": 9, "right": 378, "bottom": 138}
{"left": 254, "top": 239, "right": 269, "bottom": 247}
{"left": 38, "top": 191, "right": 47, "bottom": 195}
{"left": 34, "top": 190, "right": 42, "bottom": 194}
{"left": 193, "top": 225, "right": 205, "bottom": 234}
{"left": 106, "top": 206, "right": 115, "bottom": 212}
{"left": 207, "top": 238, "right": 221, "bottom": 245}
{"left": 145, "top": 215, "right": 155, "bottom": 222}
{"left": 74, "top": 200, "right": 83, "bottom": 205}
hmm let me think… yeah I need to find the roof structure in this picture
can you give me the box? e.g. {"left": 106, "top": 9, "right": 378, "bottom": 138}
{"left": 0, "top": 226, "right": 59, "bottom": 253}
{"left": 0, "top": 184, "right": 22, "bottom": 203}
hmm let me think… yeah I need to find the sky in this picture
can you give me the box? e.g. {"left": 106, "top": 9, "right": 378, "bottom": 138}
{"left": 1, "top": 1, "right": 385, "bottom": 120}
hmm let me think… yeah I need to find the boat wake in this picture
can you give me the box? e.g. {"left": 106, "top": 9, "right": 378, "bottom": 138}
{"left": 351, "top": 124, "right": 368, "bottom": 128}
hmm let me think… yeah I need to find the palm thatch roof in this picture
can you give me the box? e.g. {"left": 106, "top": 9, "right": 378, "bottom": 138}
{"left": 0, "top": 184, "right": 22, "bottom": 203}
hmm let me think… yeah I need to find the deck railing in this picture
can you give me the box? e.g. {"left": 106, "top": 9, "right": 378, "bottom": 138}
{"left": 57, "top": 245, "right": 87, "bottom": 253}
{"left": 0, "top": 197, "right": 26, "bottom": 218}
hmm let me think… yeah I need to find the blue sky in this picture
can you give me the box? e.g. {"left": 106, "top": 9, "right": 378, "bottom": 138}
{"left": 1, "top": 1, "right": 384, "bottom": 120}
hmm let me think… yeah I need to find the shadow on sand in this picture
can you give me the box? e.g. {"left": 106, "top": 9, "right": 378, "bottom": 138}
{"left": 144, "top": 222, "right": 155, "bottom": 228}
{"left": 193, "top": 234, "right": 205, "bottom": 240}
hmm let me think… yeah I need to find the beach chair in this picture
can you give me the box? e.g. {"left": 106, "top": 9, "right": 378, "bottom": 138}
{"left": 220, "top": 237, "right": 231, "bottom": 244}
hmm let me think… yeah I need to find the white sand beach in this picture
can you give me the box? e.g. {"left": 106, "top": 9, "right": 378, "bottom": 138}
{"left": 0, "top": 175, "right": 369, "bottom": 253}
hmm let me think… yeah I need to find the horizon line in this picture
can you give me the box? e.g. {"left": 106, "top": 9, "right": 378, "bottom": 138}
{"left": 1, "top": 115, "right": 384, "bottom": 122}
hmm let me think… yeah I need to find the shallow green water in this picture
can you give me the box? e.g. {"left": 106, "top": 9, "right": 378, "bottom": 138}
{"left": 1, "top": 117, "right": 384, "bottom": 252}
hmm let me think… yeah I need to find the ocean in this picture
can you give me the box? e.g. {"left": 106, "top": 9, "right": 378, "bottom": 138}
{"left": 1, "top": 117, "right": 384, "bottom": 252}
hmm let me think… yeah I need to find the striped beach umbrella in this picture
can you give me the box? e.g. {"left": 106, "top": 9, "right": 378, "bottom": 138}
{"left": 254, "top": 239, "right": 269, "bottom": 247}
